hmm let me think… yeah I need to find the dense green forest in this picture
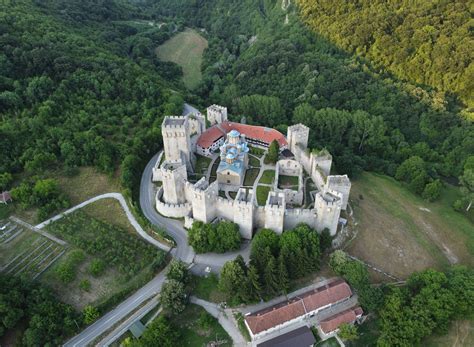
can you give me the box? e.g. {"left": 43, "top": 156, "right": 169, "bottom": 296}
{"left": 297, "top": 0, "right": 473, "bottom": 110}
{"left": 0, "top": 274, "right": 78, "bottom": 345}
{"left": 0, "top": 0, "right": 185, "bottom": 204}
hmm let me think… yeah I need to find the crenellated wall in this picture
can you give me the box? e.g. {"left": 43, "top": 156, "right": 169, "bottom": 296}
{"left": 284, "top": 208, "right": 317, "bottom": 230}
{"left": 155, "top": 187, "right": 192, "bottom": 218}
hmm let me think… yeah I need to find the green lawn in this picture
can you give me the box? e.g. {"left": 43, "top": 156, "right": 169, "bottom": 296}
{"left": 0, "top": 204, "right": 12, "bottom": 219}
{"left": 257, "top": 186, "right": 271, "bottom": 205}
{"left": 244, "top": 169, "right": 260, "bottom": 186}
{"left": 170, "top": 304, "right": 232, "bottom": 347}
{"left": 259, "top": 170, "right": 275, "bottom": 184}
{"left": 348, "top": 172, "right": 474, "bottom": 279}
{"left": 249, "top": 155, "right": 261, "bottom": 167}
{"left": 278, "top": 174, "right": 299, "bottom": 188}
{"left": 195, "top": 154, "right": 212, "bottom": 174}
{"left": 191, "top": 274, "right": 227, "bottom": 303}
{"left": 211, "top": 158, "right": 220, "bottom": 177}
{"left": 155, "top": 28, "right": 208, "bottom": 89}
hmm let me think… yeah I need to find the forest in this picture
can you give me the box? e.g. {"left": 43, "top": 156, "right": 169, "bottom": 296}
{"left": 297, "top": 0, "right": 473, "bottom": 110}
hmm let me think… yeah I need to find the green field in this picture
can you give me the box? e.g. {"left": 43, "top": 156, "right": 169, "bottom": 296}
{"left": 170, "top": 304, "right": 232, "bottom": 347}
{"left": 43, "top": 212, "right": 166, "bottom": 310}
{"left": 347, "top": 172, "right": 474, "bottom": 279}
{"left": 259, "top": 170, "right": 275, "bottom": 184}
{"left": 156, "top": 28, "right": 208, "bottom": 89}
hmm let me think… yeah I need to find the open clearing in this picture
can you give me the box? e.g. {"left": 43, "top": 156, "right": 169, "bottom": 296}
{"left": 55, "top": 167, "right": 121, "bottom": 205}
{"left": 170, "top": 304, "right": 232, "bottom": 347}
{"left": 424, "top": 320, "right": 474, "bottom": 347}
{"left": 346, "top": 172, "right": 473, "bottom": 279}
{"left": 155, "top": 28, "right": 208, "bottom": 89}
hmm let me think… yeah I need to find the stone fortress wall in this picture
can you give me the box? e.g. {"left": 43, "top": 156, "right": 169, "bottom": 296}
{"left": 154, "top": 105, "right": 351, "bottom": 239}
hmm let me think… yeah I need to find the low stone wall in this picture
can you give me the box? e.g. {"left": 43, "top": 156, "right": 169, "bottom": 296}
{"left": 155, "top": 188, "right": 191, "bottom": 218}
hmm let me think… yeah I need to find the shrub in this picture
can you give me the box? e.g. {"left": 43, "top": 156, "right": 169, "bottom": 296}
{"left": 89, "top": 259, "right": 106, "bottom": 277}
{"left": 80, "top": 279, "right": 91, "bottom": 291}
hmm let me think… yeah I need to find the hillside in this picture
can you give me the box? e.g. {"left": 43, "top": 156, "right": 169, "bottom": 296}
{"left": 0, "top": 0, "right": 182, "bottom": 177}
{"left": 297, "top": 0, "right": 473, "bottom": 111}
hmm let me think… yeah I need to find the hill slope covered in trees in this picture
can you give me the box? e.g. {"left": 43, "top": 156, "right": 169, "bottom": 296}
{"left": 297, "top": 0, "right": 473, "bottom": 111}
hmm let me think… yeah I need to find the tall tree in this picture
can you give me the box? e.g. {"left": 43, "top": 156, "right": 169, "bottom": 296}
{"left": 264, "top": 255, "right": 278, "bottom": 296}
{"left": 278, "top": 254, "right": 290, "bottom": 294}
{"left": 160, "top": 279, "right": 187, "bottom": 314}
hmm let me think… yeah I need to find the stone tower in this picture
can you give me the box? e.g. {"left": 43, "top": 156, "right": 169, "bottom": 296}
{"left": 264, "top": 192, "right": 286, "bottom": 234}
{"left": 188, "top": 178, "right": 218, "bottom": 223}
{"left": 160, "top": 160, "right": 187, "bottom": 205}
{"left": 312, "top": 149, "right": 332, "bottom": 177}
{"left": 207, "top": 105, "right": 228, "bottom": 125}
{"left": 287, "top": 123, "right": 309, "bottom": 153}
{"left": 315, "top": 190, "right": 342, "bottom": 236}
{"left": 233, "top": 188, "right": 255, "bottom": 239}
{"left": 162, "top": 116, "right": 193, "bottom": 170}
{"left": 326, "top": 175, "right": 351, "bottom": 210}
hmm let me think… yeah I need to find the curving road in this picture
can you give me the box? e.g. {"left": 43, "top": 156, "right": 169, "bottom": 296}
{"left": 140, "top": 152, "right": 195, "bottom": 263}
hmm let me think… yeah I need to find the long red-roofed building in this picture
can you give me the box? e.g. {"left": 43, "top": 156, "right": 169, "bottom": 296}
{"left": 197, "top": 121, "right": 287, "bottom": 157}
{"left": 244, "top": 279, "right": 353, "bottom": 339}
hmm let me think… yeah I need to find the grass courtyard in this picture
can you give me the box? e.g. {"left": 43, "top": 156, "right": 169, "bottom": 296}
{"left": 256, "top": 186, "right": 271, "bottom": 205}
{"left": 259, "top": 170, "right": 275, "bottom": 184}
{"left": 155, "top": 28, "right": 208, "bottom": 89}
{"left": 278, "top": 174, "right": 299, "bottom": 188}
{"left": 195, "top": 154, "right": 212, "bottom": 175}
{"left": 243, "top": 169, "right": 260, "bottom": 186}
{"left": 347, "top": 172, "right": 474, "bottom": 279}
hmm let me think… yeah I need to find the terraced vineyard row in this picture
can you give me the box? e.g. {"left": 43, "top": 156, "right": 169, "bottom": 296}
{"left": 0, "top": 218, "right": 66, "bottom": 280}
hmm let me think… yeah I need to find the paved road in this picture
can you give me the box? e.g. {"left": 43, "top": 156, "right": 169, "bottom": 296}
{"left": 140, "top": 152, "right": 196, "bottom": 263}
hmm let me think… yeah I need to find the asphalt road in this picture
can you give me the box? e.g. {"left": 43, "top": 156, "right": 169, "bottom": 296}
{"left": 139, "top": 152, "right": 196, "bottom": 263}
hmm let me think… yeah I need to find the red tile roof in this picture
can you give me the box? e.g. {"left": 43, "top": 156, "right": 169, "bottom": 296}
{"left": 245, "top": 279, "right": 352, "bottom": 335}
{"left": 196, "top": 126, "right": 225, "bottom": 148}
{"left": 320, "top": 306, "right": 363, "bottom": 334}
{"left": 197, "top": 121, "right": 287, "bottom": 149}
